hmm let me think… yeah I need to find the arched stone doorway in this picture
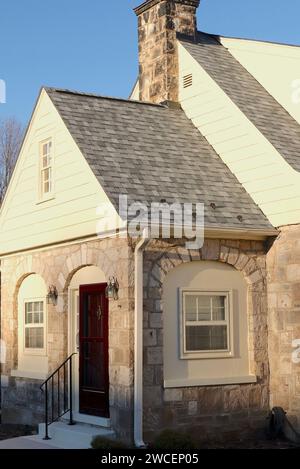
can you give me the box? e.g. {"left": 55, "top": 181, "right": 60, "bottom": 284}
{"left": 67, "top": 265, "right": 109, "bottom": 424}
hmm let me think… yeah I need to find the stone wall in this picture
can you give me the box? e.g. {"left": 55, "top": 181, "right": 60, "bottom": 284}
{"left": 1, "top": 377, "right": 44, "bottom": 424}
{"left": 0, "top": 232, "right": 276, "bottom": 442}
{"left": 135, "top": 0, "right": 200, "bottom": 103}
{"left": 0, "top": 237, "right": 134, "bottom": 441}
{"left": 267, "top": 225, "right": 300, "bottom": 431}
{"left": 143, "top": 238, "right": 269, "bottom": 442}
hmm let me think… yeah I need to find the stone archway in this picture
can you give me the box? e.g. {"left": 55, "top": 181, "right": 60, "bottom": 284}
{"left": 142, "top": 238, "right": 269, "bottom": 440}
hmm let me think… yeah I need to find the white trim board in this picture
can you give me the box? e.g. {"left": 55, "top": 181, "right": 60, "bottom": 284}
{"left": 164, "top": 375, "right": 257, "bottom": 388}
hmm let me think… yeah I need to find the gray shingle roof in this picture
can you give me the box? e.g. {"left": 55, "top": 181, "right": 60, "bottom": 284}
{"left": 180, "top": 32, "right": 300, "bottom": 172}
{"left": 46, "top": 87, "right": 273, "bottom": 231}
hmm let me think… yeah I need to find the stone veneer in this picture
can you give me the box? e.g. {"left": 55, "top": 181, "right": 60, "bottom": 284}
{"left": 143, "top": 238, "right": 270, "bottom": 442}
{"left": 0, "top": 233, "right": 279, "bottom": 443}
{"left": 135, "top": 0, "right": 200, "bottom": 103}
{"left": 0, "top": 237, "right": 134, "bottom": 442}
{"left": 267, "top": 225, "right": 300, "bottom": 431}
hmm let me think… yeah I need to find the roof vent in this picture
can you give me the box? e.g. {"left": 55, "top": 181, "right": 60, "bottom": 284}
{"left": 183, "top": 74, "right": 193, "bottom": 88}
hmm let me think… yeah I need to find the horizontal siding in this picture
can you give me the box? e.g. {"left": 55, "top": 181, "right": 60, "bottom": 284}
{"left": 220, "top": 37, "right": 300, "bottom": 125}
{"left": 178, "top": 42, "right": 300, "bottom": 227}
{"left": 0, "top": 90, "right": 121, "bottom": 254}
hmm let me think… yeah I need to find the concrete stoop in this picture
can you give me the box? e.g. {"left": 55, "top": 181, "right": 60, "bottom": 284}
{"left": 28, "top": 421, "right": 115, "bottom": 449}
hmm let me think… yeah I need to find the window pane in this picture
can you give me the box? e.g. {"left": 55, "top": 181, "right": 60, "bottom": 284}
{"left": 197, "top": 296, "right": 211, "bottom": 321}
{"left": 210, "top": 326, "right": 228, "bottom": 349}
{"left": 212, "top": 296, "right": 226, "bottom": 320}
{"left": 44, "top": 181, "right": 50, "bottom": 193}
{"left": 44, "top": 168, "right": 51, "bottom": 181}
{"left": 25, "top": 327, "right": 44, "bottom": 349}
{"left": 212, "top": 308, "right": 225, "bottom": 321}
{"left": 25, "top": 312, "right": 32, "bottom": 324}
{"left": 26, "top": 302, "right": 43, "bottom": 324}
{"left": 212, "top": 296, "right": 225, "bottom": 308}
{"left": 34, "top": 312, "right": 40, "bottom": 323}
{"left": 185, "top": 295, "right": 197, "bottom": 321}
{"left": 186, "top": 325, "right": 227, "bottom": 351}
{"left": 197, "top": 296, "right": 210, "bottom": 308}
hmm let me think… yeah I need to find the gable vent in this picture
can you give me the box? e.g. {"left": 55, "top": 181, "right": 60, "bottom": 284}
{"left": 183, "top": 74, "right": 193, "bottom": 88}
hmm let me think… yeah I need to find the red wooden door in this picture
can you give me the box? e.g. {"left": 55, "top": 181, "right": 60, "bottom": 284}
{"left": 79, "top": 284, "right": 109, "bottom": 417}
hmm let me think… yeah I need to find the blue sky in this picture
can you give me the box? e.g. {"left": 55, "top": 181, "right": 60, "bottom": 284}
{"left": 0, "top": 0, "right": 299, "bottom": 125}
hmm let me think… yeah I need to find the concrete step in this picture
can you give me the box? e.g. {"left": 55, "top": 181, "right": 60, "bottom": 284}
{"left": 61, "top": 411, "right": 111, "bottom": 428}
{"left": 35, "top": 421, "right": 115, "bottom": 449}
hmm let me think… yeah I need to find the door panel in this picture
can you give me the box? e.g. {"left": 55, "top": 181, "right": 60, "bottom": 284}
{"left": 79, "top": 284, "right": 109, "bottom": 417}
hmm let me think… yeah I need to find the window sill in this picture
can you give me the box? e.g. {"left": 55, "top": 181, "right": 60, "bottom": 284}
{"left": 11, "top": 369, "right": 48, "bottom": 380}
{"left": 181, "top": 351, "right": 233, "bottom": 360}
{"left": 36, "top": 196, "right": 55, "bottom": 205}
{"left": 164, "top": 375, "right": 257, "bottom": 388}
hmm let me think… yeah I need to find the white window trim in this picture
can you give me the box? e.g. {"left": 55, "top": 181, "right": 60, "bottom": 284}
{"left": 179, "top": 289, "right": 234, "bottom": 360}
{"left": 23, "top": 298, "right": 47, "bottom": 357}
{"left": 37, "top": 138, "right": 55, "bottom": 203}
{"left": 164, "top": 375, "right": 257, "bottom": 388}
{"left": 10, "top": 369, "right": 49, "bottom": 380}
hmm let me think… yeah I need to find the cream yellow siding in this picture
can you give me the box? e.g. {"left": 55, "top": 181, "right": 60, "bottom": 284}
{"left": 178, "top": 42, "right": 300, "bottom": 227}
{"left": 130, "top": 80, "right": 140, "bottom": 100}
{"left": 163, "top": 261, "right": 255, "bottom": 386}
{"left": 220, "top": 37, "right": 300, "bottom": 125}
{"left": 0, "top": 90, "right": 122, "bottom": 255}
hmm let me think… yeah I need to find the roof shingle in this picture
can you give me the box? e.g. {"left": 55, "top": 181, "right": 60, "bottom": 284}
{"left": 46, "top": 87, "right": 273, "bottom": 231}
{"left": 180, "top": 32, "right": 300, "bottom": 172}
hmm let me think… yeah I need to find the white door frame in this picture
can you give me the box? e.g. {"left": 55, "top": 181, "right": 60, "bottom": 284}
{"left": 67, "top": 286, "right": 110, "bottom": 427}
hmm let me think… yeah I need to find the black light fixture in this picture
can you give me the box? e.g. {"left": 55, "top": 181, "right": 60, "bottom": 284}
{"left": 47, "top": 285, "right": 58, "bottom": 306}
{"left": 105, "top": 277, "right": 119, "bottom": 300}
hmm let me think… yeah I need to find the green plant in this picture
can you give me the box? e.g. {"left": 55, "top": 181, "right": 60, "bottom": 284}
{"left": 91, "top": 436, "right": 129, "bottom": 450}
{"left": 151, "top": 429, "right": 197, "bottom": 450}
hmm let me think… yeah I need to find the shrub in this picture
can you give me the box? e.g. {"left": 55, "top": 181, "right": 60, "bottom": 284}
{"left": 151, "top": 429, "right": 197, "bottom": 450}
{"left": 91, "top": 436, "right": 129, "bottom": 450}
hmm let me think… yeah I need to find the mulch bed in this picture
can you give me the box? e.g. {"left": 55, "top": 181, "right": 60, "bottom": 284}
{"left": 201, "top": 438, "right": 300, "bottom": 449}
{"left": 0, "top": 424, "right": 37, "bottom": 441}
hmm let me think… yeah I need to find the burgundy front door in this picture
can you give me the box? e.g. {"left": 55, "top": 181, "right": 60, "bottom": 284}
{"left": 79, "top": 283, "right": 109, "bottom": 417}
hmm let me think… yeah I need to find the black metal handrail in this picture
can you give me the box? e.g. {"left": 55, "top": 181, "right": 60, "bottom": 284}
{"left": 40, "top": 353, "right": 77, "bottom": 440}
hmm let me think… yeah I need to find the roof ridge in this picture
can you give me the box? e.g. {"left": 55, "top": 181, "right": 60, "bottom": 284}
{"left": 216, "top": 33, "right": 300, "bottom": 49}
{"left": 44, "top": 86, "right": 165, "bottom": 108}
{"left": 178, "top": 30, "right": 300, "bottom": 48}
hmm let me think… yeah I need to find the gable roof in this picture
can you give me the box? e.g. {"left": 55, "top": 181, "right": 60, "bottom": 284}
{"left": 45, "top": 87, "right": 273, "bottom": 232}
{"left": 180, "top": 32, "right": 300, "bottom": 172}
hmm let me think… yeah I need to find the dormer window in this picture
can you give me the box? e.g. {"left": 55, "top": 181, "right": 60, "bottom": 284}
{"left": 40, "top": 139, "right": 53, "bottom": 198}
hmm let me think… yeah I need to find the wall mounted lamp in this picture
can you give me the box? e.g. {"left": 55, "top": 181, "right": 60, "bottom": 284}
{"left": 105, "top": 277, "right": 119, "bottom": 300}
{"left": 47, "top": 285, "right": 58, "bottom": 306}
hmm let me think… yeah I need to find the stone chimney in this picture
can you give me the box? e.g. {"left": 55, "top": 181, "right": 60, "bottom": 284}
{"left": 134, "top": 0, "right": 200, "bottom": 104}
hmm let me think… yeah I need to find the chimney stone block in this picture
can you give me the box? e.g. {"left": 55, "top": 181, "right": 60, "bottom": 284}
{"left": 135, "top": 0, "right": 200, "bottom": 104}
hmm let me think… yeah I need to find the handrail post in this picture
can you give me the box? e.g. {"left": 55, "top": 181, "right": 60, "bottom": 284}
{"left": 68, "top": 354, "right": 75, "bottom": 426}
{"left": 43, "top": 381, "right": 51, "bottom": 440}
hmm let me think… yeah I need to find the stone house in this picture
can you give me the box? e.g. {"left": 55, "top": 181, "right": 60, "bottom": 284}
{"left": 0, "top": 0, "right": 300, "bottom": 447}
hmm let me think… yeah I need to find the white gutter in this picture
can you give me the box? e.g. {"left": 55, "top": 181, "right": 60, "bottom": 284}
{"left": 134, "top": 228, "right": 150, "bottom": 448}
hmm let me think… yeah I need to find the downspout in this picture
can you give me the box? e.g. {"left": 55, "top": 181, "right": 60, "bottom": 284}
{"left": 134, "top": 228, "right": 150, "bottom": 448}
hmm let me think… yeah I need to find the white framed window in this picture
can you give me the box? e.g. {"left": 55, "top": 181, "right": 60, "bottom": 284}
{"left": 24, "top": 300, "right": 46, "bottom": 354}
{"left": 180, "top": 290, "right": 233, "bottom": 359}
{"left": 39, "top": 139, "right": 53, "bottom": 198}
